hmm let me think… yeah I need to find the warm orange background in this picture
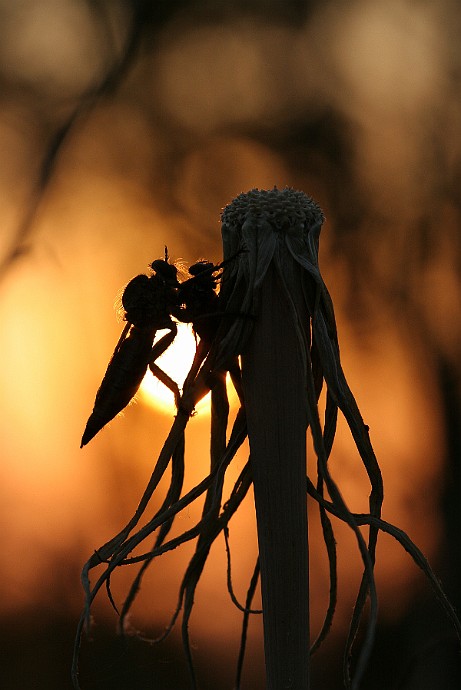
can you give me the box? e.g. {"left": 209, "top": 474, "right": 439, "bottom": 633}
{"left": 1, "top": 2, "right": 460, "bottom": 689}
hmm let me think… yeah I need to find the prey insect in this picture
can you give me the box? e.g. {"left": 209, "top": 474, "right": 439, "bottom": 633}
{"left": 176, "top": 260, "right": 221, "bottom": 343}
{"left": 80, "top": 251, "right": 230, "bottom": 447}
{"left": 175, "top": 255, "right": 246, "bottom": 401}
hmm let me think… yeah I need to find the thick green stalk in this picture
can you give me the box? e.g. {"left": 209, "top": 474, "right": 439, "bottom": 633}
{"left": 241, "top": 262, "right": 310, "bottom": 690}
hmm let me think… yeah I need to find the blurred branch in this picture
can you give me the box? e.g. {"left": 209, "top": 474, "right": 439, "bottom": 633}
{"left": 0, "top": 1, "right": 149, "bottom": 278}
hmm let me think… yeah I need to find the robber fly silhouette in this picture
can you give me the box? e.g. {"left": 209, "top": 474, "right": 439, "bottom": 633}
{"left": 81, "top": 249, "right": 228, "bottom": 447}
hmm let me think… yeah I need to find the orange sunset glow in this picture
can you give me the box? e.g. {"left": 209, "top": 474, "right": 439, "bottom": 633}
{"left": 1, "top": 2, "right": 461, "bottom": 689}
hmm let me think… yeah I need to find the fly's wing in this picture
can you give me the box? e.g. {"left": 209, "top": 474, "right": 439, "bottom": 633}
{"left": 81, "top": 326, "right": 155, "bottom": 447}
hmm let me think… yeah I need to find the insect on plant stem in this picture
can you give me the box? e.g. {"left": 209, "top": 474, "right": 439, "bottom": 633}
{"left": 80, "top": 249, "right": 233, "bottom": 447}
{"left": 74, "top": 189, "right": 461, "bottom": 690}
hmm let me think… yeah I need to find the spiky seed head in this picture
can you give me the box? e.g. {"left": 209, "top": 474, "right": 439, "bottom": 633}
{"left": 221, "top": 187, "right": 324, "bottom": 234}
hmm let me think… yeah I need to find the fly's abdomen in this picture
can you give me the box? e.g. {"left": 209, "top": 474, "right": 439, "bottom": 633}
{"left": 81, "top": 327, "right": 154, "bottom": 447}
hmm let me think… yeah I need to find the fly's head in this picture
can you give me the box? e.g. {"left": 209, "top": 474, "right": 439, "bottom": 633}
{"left": 188, "top": 261, "right": 219, "bottom": 293}
{"left": 178, "top": 260, "right": 221, "bottom": 313}
{"left": 149, "top": 259, "right": 180, "bottom": 289}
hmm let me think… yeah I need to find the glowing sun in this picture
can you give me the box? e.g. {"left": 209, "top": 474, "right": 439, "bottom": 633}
{"left": 139, "top": 323, "right": 205, "bottom": 414}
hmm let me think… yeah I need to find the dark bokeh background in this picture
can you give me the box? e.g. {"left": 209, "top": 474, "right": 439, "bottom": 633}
{"left": 1, "top": 1, "right": 461, "bottom": 688}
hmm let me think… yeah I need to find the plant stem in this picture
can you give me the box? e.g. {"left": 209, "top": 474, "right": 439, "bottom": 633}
{"left": 241, "top": 261, "right": 310, "bottom": 690}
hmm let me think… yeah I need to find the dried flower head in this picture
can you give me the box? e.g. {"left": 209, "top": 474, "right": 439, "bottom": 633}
{"left": 221, "top": 186, "right": 324, "bottom": 232}
{"left": 218, "top": 187, "right": 326, "bottom": 368}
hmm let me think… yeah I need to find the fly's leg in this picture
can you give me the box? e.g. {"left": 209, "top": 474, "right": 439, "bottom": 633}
{"left": 182, "top": 338, "right": 210, "bottom": 393}
{"left": 148, "top": 323, "right": 181, "bottom": 407}
{"left": 150, "top": 322, "right": 177, "bottom": 360}
{"left": 149, "top": 363, "right": 181, "bottom": 407}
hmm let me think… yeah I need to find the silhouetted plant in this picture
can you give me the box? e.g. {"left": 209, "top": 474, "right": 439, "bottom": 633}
{"left": 73, "top": 188, "right": 461, "bottom": 690}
